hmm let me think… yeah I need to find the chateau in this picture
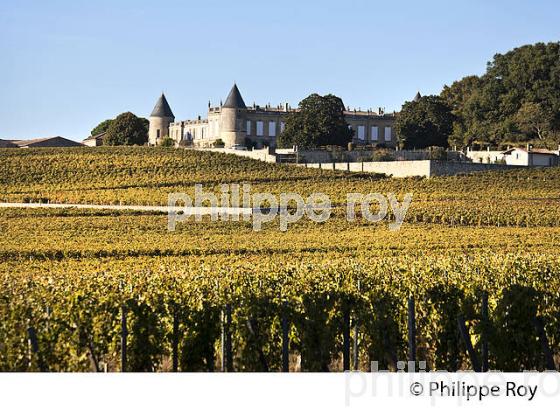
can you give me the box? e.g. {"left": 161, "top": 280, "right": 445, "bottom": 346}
{"left": 148, "top": 84, "right": 398, "bottom": 149}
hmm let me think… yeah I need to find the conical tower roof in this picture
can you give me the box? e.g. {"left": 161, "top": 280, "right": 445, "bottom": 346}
{"left": 223, "top": 84, "right": 246, "bottom": 109}
{"left": 150, "top": 93, "right": 175, "bottom": 118}
{"left": 413, "top": 92, "right": 421, "bottom": 102}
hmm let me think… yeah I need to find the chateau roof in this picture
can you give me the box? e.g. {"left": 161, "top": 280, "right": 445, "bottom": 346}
{"left": 223, "top": 84, "right": 246, "bottom": 109}
{"left": 83, "top": 132, "right": 107, "bottom": 142}
{"left": 502, "top": 147, "right": 558, "bottom": 155}
{"left": 413, "top": 92, "right": 421, "bottom": 102}
{"left": 0, "top": 139, "right": 18, "bottom": 148}
{"left": 11, "top": 136, "right": 83, "bottom": 148}
{"left": 150, "top": 93, "right": 175, "bottom": 118}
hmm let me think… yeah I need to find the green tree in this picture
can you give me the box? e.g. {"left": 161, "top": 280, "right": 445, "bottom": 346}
{"left": 277, "top": 93, "right": 353, "bottom": 149}
{"left": 440, "top": 42, "right": 560, "bottom": 147}
{"left": 395, "top": 95, "right": 454, "bottom": 149}
{"left": 90, "top": 119, "right": 113, "bottom": 136}
{"left": 159, "top": 137, "right": 175, "bottom": 147}
{"left": 441, "top": 76, "right": 483, "bottom": 146}
{"left": 104, "top": 112, "right": 149, "bottom": 146}
{"left": 514, "top": 102, "right": 553, "bottom": 140}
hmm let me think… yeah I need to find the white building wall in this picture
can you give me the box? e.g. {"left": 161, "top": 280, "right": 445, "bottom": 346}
{"left": 504, "top": 150, "right": 529, "bottom": 166}
{"left": 466, "top": 150, "right": 505, "bottom": 164}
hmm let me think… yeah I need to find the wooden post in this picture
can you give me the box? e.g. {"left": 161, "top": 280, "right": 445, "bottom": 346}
{"left": 343, "top": 307, "right": 351, "bottom": 371}
{"left": 221, "top": 304, "right": 233, "bottom": 372}
{"left": 246, "top": 317, "right": 269, "bottom": 372}
{"left": 481, "top": 292, "right": 489, "bottom": 372}
{"left": 353, "top": 317, "right": 359, "bottom": 371}
{"left": 172, "top": 306, "right": 179, "bottom": 372}
{"left": 121, "top": 305, "right": 127, "bottom": 373}
{"left": 220, "top": 308, "right": 226, "bottom": 372}
{"left": 27, "top": 326, "right": 46, "bottom": 372}
{"left": 221, "top": 309, "right": 225, "bottom": 372}
{"left": 407, "top": 297, "right": 416, "bottom": 365}
{"left": 353, "top": 279, "right": 360, "bottom": 371}
{"left": 457, "top": 315, "right": 481, "bottom": 372}
{"left": 282, "top": 301, "right": 289, "bottom": 372}
{"left": 532, "top": 316, "right": 556, "bottom": 371}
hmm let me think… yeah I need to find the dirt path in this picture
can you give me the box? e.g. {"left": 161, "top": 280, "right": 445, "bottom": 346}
{"left": 0, "top": 202, "right": 253, "bottom": 215}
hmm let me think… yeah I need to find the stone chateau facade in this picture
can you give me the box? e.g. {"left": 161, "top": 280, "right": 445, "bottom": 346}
{"left": 148, "top": 84, "right": 398, "bottom": 148}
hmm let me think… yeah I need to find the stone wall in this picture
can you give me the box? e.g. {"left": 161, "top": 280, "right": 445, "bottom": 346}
{"left": 299, "top": 160, "right": 516, "bottom": 178}
{"left": 429, "top": 161, "right": 515, "bottom": 176}
{"left": 192, "top": 147, "right": 277, "bottom": 163}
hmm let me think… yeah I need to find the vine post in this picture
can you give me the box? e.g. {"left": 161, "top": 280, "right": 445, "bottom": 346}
{"left": 281, "top": 301, "right": 289, "bottom": 372}
{"left": 121, "top": 305, "right": 127, "bottom": 372}
{"left": 407, "top": 297, "right": 416, "bottom": 367}
{"left": 481, "top": 292, "right": 489, "bottom": 372}
{"left": 457, "top": 314, "right": 481, "bottom": 372}
{"left": 342, "top": 307, "right": 351, "bottom": 371}
{"left": 172, "top": 305, "right": 179, "bottom": 372}
{"left": 27, "top": 325, "right": 47, "bottom": 372}
{"left": 221, "top": 304, "right": 233, "bottom": 372}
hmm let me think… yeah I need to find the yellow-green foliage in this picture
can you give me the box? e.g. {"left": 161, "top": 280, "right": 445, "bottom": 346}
{"left": 1, "top": 147, "right": 560, "bottom": 371}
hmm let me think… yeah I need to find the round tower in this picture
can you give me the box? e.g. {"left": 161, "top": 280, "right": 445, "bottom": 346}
{"left": 220, "top": 84, "right": 247, "bottom": 147}
{"left": 148, "top": 93, "right": 175, "bottom": 146}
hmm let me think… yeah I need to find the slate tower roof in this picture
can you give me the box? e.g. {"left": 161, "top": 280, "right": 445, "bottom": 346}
{"left": 150, "top": 93, "right": 175, "bottom": 118}
{"left": 413, "top": 92, "right": 422, "bottom": 102}
{"left": 223, "top": 84, "right": 246, "bottom": 109}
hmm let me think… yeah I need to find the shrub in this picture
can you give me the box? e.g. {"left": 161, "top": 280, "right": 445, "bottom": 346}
{"left": 373, "top": 149, "right": 395, "bottom": 162}
{"left": 159, "top": 137, "right": 175, "bottom": 147}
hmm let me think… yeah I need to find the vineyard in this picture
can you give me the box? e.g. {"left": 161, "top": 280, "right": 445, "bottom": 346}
{"left": 1, "top": 147, "right": 560, "bottom": 372}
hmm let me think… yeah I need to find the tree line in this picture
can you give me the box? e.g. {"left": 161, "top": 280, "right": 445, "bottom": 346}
{"left": 90, "top": 42, "right": 559, "bottom": 149}
{"left": 441, "top": 41, "right": 560, "bottom": 148}
{"left": 280, "top": 42, "right": 560, "bottom": 150}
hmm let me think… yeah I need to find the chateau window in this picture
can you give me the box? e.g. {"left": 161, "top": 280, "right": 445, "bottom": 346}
{"left": 269, "top": 121, "right": 276, "bottom": 137}
{"left": 256, "top": 121, "right": 264, "bottom": 136}
{"left": 371, "top": 126, "right": 378, "bottom": 141}
{"left": 246, "top": 121, "right": 252, "bottom": 136}
{"left": 280, "top": 122, "right": 285, "bottom": 133}
{"left": 201, "top": 128, "right": 205, "bottom": 139}
{"left": 384, "top": 127, "right": 392, "bottom": 142}
{"left": 357, "top": 125, "right": 365, "bottom": 140}
{"left": 157, "top": 129, "right": 160, "bottom": 139}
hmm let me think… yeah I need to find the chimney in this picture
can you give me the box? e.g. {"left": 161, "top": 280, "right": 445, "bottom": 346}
{"left": 527, "top": 143, "right": 532, "bottom": 152}
{"left": 284, "top": 103, "right": 289, "bottom": 112}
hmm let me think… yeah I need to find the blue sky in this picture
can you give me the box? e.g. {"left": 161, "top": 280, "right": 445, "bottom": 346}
{"left": 1, "top": 0, "right": 559, "bottom": 141}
